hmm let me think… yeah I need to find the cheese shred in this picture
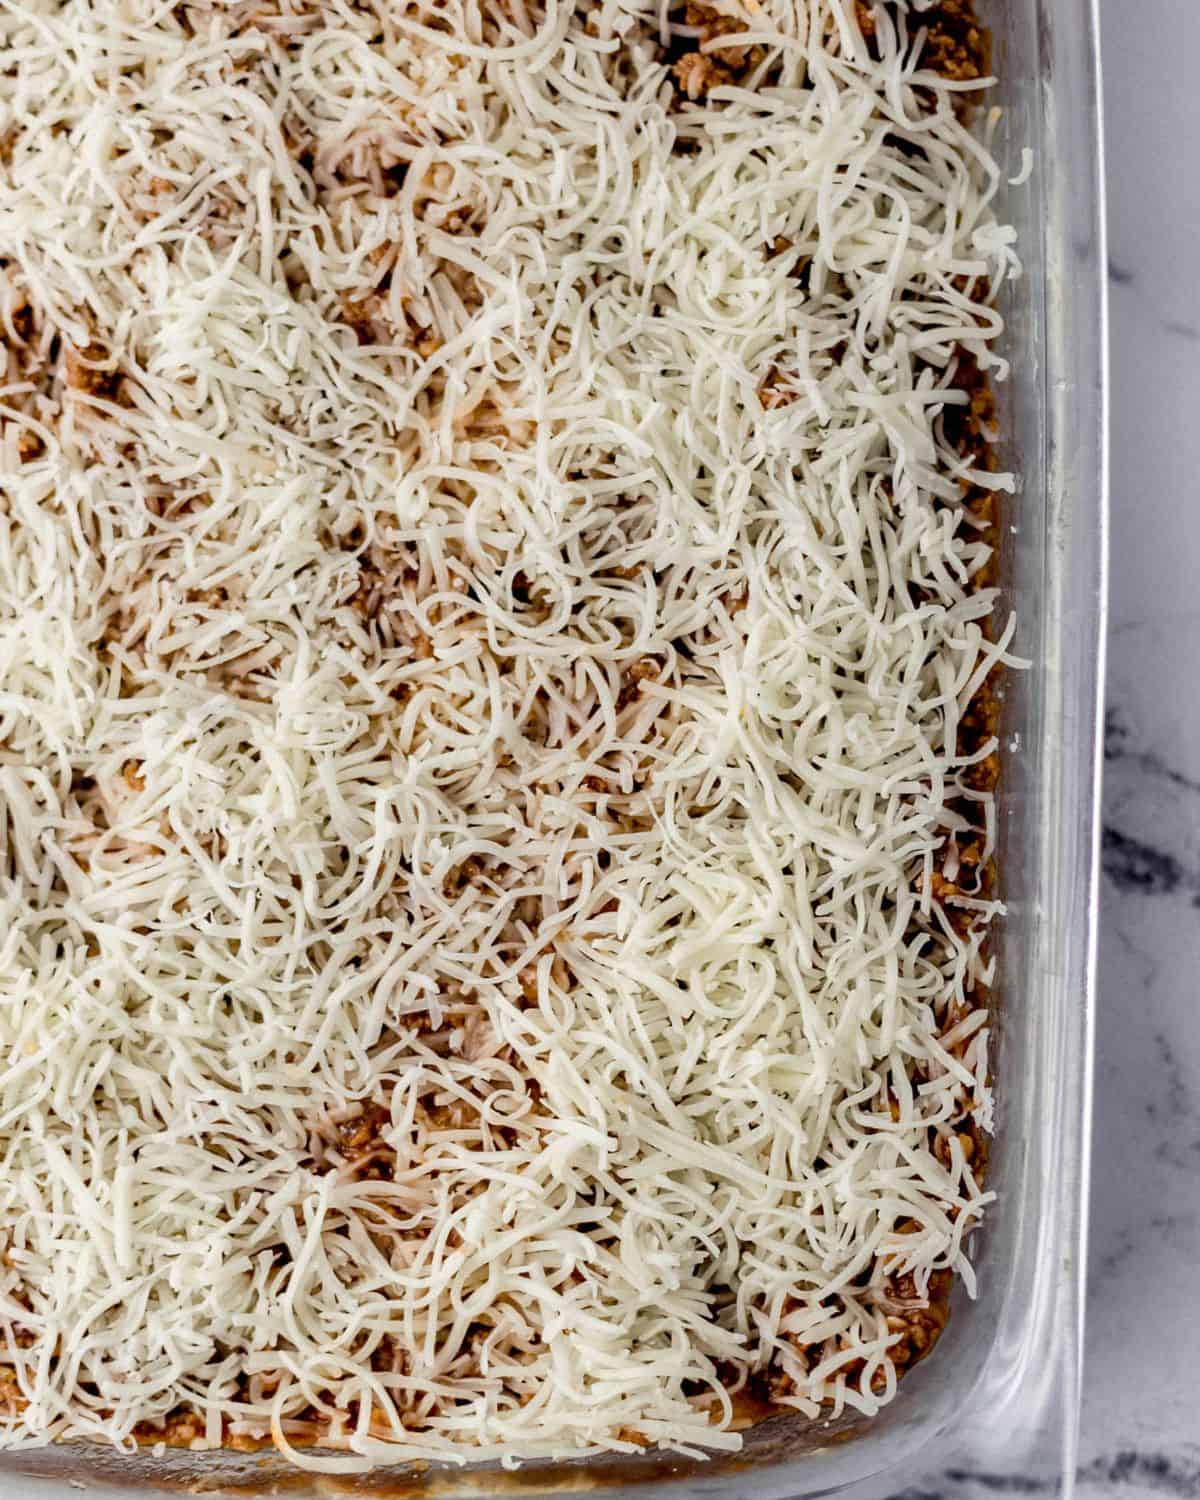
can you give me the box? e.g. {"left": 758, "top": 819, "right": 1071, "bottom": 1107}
{"left": 0, "top": 0, "right": 1021, "bottom": 1470}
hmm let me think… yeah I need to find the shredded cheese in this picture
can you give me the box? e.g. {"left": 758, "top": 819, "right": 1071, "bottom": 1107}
{"left": 0, "top": 0, "right": 1021, "bottom": 1471}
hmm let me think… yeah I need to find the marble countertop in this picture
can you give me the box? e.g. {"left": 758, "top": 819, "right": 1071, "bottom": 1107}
{"left": 883, "top": 6, "right": 1198, "bottom": 1497}
{"left": 1081, "top": 2, "right": 1200, "bottom": 1495}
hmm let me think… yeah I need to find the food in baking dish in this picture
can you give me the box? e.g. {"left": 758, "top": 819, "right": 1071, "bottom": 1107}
{"left": 0, "top": 0, "right": 1018, "bottom": 1470}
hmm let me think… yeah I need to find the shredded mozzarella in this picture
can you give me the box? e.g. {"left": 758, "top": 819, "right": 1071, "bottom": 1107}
{"left": 0, "top": 0, "right": 1021, "bottom": 1470}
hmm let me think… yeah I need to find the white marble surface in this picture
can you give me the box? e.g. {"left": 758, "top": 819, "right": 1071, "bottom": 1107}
{"left": 1080, "top": 2, "right": 1200, "bottom": 1496}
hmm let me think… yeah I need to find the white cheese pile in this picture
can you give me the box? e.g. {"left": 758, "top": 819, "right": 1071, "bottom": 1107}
{"left": 0, "top": 0, "right": 1021, "bottom": 1470}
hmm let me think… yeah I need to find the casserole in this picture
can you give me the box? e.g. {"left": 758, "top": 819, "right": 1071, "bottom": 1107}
{"left": 0, "top": 0, "right": 1106, "bottom": 1492}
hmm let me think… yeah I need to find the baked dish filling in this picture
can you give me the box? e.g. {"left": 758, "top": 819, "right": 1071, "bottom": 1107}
{"left": 0, "top": 0, "right": 1017, "bottom": 1470}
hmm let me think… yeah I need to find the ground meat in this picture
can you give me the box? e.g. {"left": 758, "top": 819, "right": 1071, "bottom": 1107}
{"left": 928, "top": 864, "right": 982, "bottom": 939}
{"left": 9, "top": 301, "right": 33, "bottom": 344}
{"left": 518, "top": 951, "right": 571, "bottom": 1004}
{"left": 443, "top": 853, "right": 489, "bottom": 894}
{"left": 963, "top": 746, "right": 1000, "bottom": 794}
{"left": 941, "top": 348, "right": 997, "bottom": 461}
{"left": 346, "top": 540, "right": 423, "bottom": 621}
{"left": 121, "top": 760, "right": 146, "bottom": 793}
{"left": 881, "top": 1269, "right": 952, "bottom": 1374}
{"left": 844, "top": 1, "right": 988, "bottom": 118}
{"left": 758, "top": 367, "right": 801, "bottom": 410}
{"left": 959, "top": 674, "right": 1000, "bottom": 760}
{"left": 370, "top": 1333, "right": 412, "bottom": 1377}
{"left": 339, "top": 292, "right": 442, "bottom": 357}
{"left": 685, "top": 1, "right": 762, "bottom": 63}
{"left": 927, "top": 868, "right": 958, "bottom": 906}
{"left": 334, "top": 1101, "right": 392, "bottom": 1156}
{"left": 933, "top": 1126, "right": 978, "bottom": 1171}
{"left": 919, "top": 0, "right": 987, "bottom": 85}
{"left": 616, "top": 656, "right": 661, "bottom": 710}
{"left": 768, "top": 1261, "right": 950, "bottom": 1405}
{"left": 672, "top": 50, "right": 731, "bottom": 100}
{"left": 134, "top": 1408, "right": 206, "bottom": 1446}
{"left": 187, "top": 585, "right": 228, "bottom": 611}
{"left": 311, "top": 1100, "right": 395, "bottom": 1181}
{"left": 15, "top": 429, "right": 43, "bottom": 462}
{"left": 64, "top": 342, "right": 121, "bottom": 400}
{"left": 0, "top": 1369, "right": 26, "bottom": 1415}
{"left": 338, "top": 292, "right": 385, "bottom": 346}
{"left": 917, "top": 262, "right": 1004, "bottom": 936}
{"left": 1, "top": 290, "right": 59, "bottom": 453}
{"left": 670, "top": 1, "right": 766, "bottom": 98}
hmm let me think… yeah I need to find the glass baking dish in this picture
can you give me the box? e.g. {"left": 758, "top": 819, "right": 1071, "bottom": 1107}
{"left": 0, "top": 0, "right": 1107, "bottom": 1494}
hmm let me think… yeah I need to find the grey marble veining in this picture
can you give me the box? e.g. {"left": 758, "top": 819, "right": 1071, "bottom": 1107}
{"left": 891, "top": 1454, "right": 1200, "bottom": 1500}
{"left": 1070, "top": 1, "right": 1198, "bottom": 1495}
